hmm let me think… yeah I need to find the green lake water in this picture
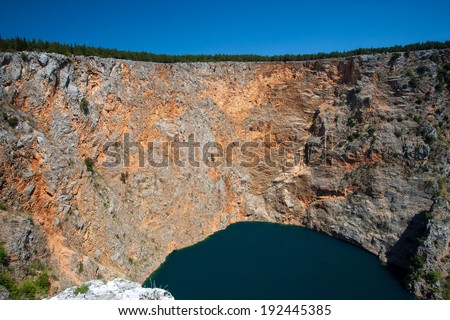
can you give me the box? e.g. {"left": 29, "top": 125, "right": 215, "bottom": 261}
{"left": 143, "top": 222, "right": 413, "bottom": 299}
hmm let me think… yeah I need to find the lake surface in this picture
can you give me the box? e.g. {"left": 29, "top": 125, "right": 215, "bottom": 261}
{"left": 144, "top": 222, "right": 412, "bottom": 299}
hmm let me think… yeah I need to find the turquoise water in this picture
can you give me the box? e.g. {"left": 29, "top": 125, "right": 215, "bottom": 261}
{"left": 144, "top": 222, "right": 412, "bottom": 299}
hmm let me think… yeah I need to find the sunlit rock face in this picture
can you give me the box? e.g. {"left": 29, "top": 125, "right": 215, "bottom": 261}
{"left": 0, "top": 49, "right": 448, "bottom": 298}
{"left": 50, "top": 278, "right": 174, "bottom": 300}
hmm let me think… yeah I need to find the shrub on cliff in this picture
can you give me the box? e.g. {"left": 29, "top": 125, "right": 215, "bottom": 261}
{"left": 416, "top": 65, "right": 428, "bottom": 76}
{"left": 411, "top": 254, "right": 425, "bottom": 269}
{"left": 0, "top": 271, "right": 51, "bottom": 299}
{"left": 444, "top": 277, "right": 450, "bottom": 300}
{"left": 426, "top": 270, "right": 442, "bottom": 283}
{"left": 80, "top": 98, "right": 89, "bottom": 114}
{"left": 84, "top": 157, "right": 94, "bottom": 172}
{"left": 409, "top": 77, "right": 419, "bottom": 89}
{"left": 389, "top": 52, "right": 401, "bottom": 65}
{"left": 15, "top": 281, "right": 37, "bottom": 299}
{"left": 0, "top": 244, "right": 7, "bottom": 266}
{"left": 0, "top": 273, "right": 15, "bottom": 294}
{"left": 437, "top": 177, "right": 449, "bottom": 199}
{"left": 7, "top": 116, "right": 18, "bottom": 128}
{"left": 74, "top": 283, "right": 89, "bottom": 295}
{"left": 34, "top": 272, "right": 51, "bottom": 292}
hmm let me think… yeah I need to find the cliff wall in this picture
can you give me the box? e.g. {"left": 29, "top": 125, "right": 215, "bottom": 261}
{"left": 0, "top": 49, "right": 448, "bottom": 298}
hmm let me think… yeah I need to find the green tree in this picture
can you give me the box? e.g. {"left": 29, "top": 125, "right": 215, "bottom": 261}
{"left": 0, "top": 37, "right": 450, "bottom": 63}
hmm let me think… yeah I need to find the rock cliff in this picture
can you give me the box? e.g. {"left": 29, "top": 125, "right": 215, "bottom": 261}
{"left": 0, "top": 49, "right": 449, "bottom": 299}
{"left": 50, "top": 278, "right": 173, "bottom": 300}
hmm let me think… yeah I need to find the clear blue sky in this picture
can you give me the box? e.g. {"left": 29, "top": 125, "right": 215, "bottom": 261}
{"left": 1, "top": 0, "right": 449, "bottom": 55}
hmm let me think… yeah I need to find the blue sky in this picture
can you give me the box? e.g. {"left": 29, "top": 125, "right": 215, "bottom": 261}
{"left": 1, "top": 0, "right": 449, "bottom": 55}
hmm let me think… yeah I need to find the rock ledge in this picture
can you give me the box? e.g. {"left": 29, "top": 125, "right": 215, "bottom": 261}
{"left": 50, "top": 278, "right": 174, "bottom": 300}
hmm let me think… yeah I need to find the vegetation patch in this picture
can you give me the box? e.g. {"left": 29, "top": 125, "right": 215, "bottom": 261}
{"left": 84, "top": 157, "right": 94, "bottom": 172}
{"left": 0, "top": 264, "right": 51, "bottom": 299}
{"left": 406, "top": 68, "right": 414, "bottom": 77}
{"left": 74, "top": 283, "right": 89, "bottom": 295}
{"left": 416, "top": 65, "right": 428, "bottom": 76}
{"left": 411, "top": 254, "right": 425, "bottom": 270}
{"left": 6, "top": 115, "right": 19, "bottom": 128}
{"left": 409, "top": 77, "right": 419, "bottom": 89}
{"left": 0, "top": 244, "right": 51, "bottom": 299}
{"left": 367, "top": 127, "right": 375, "bottom": 137}
{"left": 389, "top": 52, "right": 401, "bottom": 65}
{"left": 444, "top": 276, "right": 450, "bottom": 300}
{"left": 0, "top": 243, "right": 7, "bottom": 266}
{"left": 78, "top": 261, "right": 84, "bottom": 274}
{"left": 2, "top": 37, "right": 450, "bottom": 63}
{"left": 437, "top": 177, "right": 449, "bottom": 199}
{"left": 426, "top": 270, "right": 442, "bottom": 283}
{"left": 80, "top": 98, "right": 89, "bottom": 114}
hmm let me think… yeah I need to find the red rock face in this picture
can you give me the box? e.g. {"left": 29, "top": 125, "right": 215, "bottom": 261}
{"left": 0, "top": 50, "right": 448, "bottom": 298}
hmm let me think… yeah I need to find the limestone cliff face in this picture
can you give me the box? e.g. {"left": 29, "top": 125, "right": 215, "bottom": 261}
{"left": 50, "top": 278, "right": 173, "bottom": 300}
{"left": 0, "top": 49, "right": 449, "bottom": 298}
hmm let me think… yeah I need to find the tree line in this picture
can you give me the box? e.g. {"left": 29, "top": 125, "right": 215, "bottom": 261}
{"left": 1, "top": 36, "right": 450, "bottom": 63}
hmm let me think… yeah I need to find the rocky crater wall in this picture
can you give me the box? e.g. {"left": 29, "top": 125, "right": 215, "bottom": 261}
{"left": 0, "top": 49, "right": 448, "bottom": 298}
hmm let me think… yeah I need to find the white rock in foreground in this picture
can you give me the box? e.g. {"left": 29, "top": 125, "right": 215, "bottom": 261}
{"left": 51, "top": 278, "right": 174, "bottom": 300}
